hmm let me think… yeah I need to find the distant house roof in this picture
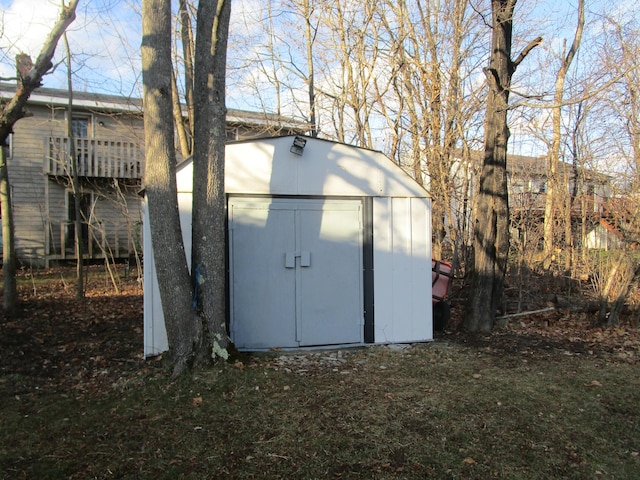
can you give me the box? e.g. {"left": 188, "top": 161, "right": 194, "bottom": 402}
{"left": 0, "top": 82, "right": 310, "bottom": 132}
{"left": 466, "top": 149, "right": 546, "bottom": 176}
{"left": 465, "top": 149, "right": 609, "bottom": 183}
{"left": 0, "top": 82, "right": 143, "bottom": 113}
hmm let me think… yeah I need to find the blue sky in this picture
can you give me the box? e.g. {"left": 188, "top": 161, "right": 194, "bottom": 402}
{"left": 0, "top": 0, "right": 142, "bottom": 96}
{"left": 1, "top": 0, "right": 637, "bottom": 161}
{"left": 1, "top": 0, "right": 634, "bottom": 98}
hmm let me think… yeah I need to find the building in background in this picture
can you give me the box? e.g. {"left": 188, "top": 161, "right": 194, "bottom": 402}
{"left": 0, "top": 83, "right": 308, "bottom": 267}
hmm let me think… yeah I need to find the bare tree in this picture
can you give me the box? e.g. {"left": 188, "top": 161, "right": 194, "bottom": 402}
{"left": 62, "top": 31, "right": 86, "bottom": 299}
{"left": 367, "top": 0, "right": 485, "bottom": 259}
{"left": 593, "top": 15, "right": 640, "bottom": 325}
{"left": 542, "top": 0, "right": 584, "bottom": 270}
{"left": 464, "top": 0, "right": 541, "bottom": 333}
{"left": 0, "top": 0, "right": 79, "bottom": 312}
{"left": 322, "top": 1, "right": 377, "bottom": 148}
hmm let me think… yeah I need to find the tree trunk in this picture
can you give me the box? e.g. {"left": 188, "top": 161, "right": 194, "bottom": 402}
{"left": 302, "top": 0, "right": 318, "bottom": 137}
{"left": 465, "top": 0, "right": 541, "bottom": 333}
{"left": 63, "top": 32, "right": 84, "bottom": 299}
{"left": 542, "top": 156, "right": 557, "bottom": 269}
{"left": 191, "top": 0, "right": 232, "bottom": 363}
{"left": 142, "top": 0, "right": 202, "bottom": 376}
{"left": 0, "top": 147, "right": 17, "bottom": 313}
{"left": 570, "top": 101, "right": 588, "bottom": 263}
{"left": 543, "top": 0, "right": 584, "bottom": 270}
{"left": 173, "top": 0, "right": 196, "bottom": 158}
{"left": 171, "top": 70, "right": 192, "bottom": 158}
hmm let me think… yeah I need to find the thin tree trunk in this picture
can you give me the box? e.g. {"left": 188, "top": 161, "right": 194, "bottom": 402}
{"left": 178, "top": 0, "right": 196, "bottom": 135}
{"left": 302, "top": 0, "right": 317, "bottom": 137}
{"left": 171, "top": 69, "right": 192, "bottom": 158}
{"left": 442, "top": 0, "right": 467, "bottom": 251}
{"left": 0, "top": 146, "right": 17, "bottom": 313}
{"left": 64, "top": 32, "right": 84, "bottom": 299}
{"left": 543, "top": 0, "right": 584, "bottom": 270}
{"left": 542, "top": 156, "right": 557, "bottom": 269}
{"left": 571, "top": 102, "right": 588, "bottom": 263}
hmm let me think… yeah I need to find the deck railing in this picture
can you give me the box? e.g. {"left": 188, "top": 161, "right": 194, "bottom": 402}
{"left": 44, "top": 136, "right": 145, "bottom": 179}
{"left": 45, "top": 220, "right": 138, "bottom": 263}
{"left": 510, "top": 191, "right": 604, "bottom": 215}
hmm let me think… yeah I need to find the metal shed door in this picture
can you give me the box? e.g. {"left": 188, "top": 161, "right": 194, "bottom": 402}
{"left": 229, "top": 198, "right": 363, "bottom": 349}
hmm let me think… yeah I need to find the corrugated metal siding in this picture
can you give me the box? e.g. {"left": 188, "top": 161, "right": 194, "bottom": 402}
{"left": 373, "top": 196, "right": 432, "bottom": 343}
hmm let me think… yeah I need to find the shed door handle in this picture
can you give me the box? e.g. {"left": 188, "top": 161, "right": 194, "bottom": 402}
{"left": 285, "top": 252, "right": 295, "bottom": 268}
{"left": 285, "top": 251, "right": 311, "bottom": 268}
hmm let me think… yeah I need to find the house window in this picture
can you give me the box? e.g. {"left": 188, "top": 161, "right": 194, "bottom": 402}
{"left": 71, "top": 116, "right": 91, "bottom": 138}
{"left": 6, "top": 133, "right": 13, "bottom": 158}
{"left": 71, "top": 116, "right": 92, "bottom": 174}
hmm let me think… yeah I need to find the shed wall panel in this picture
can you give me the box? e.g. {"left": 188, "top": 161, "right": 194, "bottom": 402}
{"left": 142, "top": 201, "right": 168, "bottom": 357}
{"left": 373, "top": 197, "right": 432, "bottom": 343}
{"left": 224, "top": 137, "right": 427, "bottom": 198}
{"left": 142, "top": 190, "right": 191, "bottom": 357}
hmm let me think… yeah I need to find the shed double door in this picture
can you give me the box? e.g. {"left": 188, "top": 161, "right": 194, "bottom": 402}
{"left": 229, "top": 197, "right": 364, "bottom": 350}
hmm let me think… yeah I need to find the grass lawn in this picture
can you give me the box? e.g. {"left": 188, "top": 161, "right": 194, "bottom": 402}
{"left": 1, "top": 267, "right": 639, "bottom": 479}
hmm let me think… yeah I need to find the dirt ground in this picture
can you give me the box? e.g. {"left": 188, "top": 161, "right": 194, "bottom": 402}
{"left": 1, "top": 267, "right": 639, "bottom": 398}
{"left": 0, "top": 268, "right": 147, "bottom": 397}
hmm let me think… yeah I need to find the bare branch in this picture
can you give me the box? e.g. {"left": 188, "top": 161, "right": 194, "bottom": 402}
{"left": 21, "top": 0, "right": 79, "bottom": 88}
{"left": 0, "top": 0, "right": 79, "bottom": 142}
{"left": 469, "top": 0, "right": 491, "bottom": 28}
{"left": 513, "top": 36, "right": 543, "bottom": 70}
{"left": 511, "top": 69, "right": 629, "bottom": 110}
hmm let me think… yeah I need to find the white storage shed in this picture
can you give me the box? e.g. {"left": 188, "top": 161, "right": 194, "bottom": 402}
{"left": 143, "top": 135, "right": 432, "bottom": 357}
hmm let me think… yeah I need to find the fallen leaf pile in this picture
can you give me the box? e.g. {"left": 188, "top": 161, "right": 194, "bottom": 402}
{"left": 0, "top": 267, "right": 146, "bottom": 397}
{"left": 2, "top": 266, "right": 639, "bottom": 402}
{"left": 442, "top": 303, "right": 640, "bottom": 364}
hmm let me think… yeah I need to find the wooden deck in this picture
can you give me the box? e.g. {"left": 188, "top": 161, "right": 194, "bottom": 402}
{"left": 44, "top": 137, "right": 144, "bottom": 179}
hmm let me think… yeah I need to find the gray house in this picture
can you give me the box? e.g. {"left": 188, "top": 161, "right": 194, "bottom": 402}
{"left": 143, "top": 135, "right": 433, "bottom": 355}
{"left": 0, "top": 83, "right": 308, "bottom": 267}
{"left": 1, "top": 83, "right": 146, "bottom": 267}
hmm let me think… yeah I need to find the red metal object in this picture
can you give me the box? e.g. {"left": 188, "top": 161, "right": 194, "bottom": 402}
{"left": 432, "top": 259, "right": 453, "bottom": 304}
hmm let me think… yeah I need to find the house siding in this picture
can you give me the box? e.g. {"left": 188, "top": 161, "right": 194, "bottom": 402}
{"left": 7, "top": 102, "right": 145, "bottom": 266}
{"left": 9, "top": 105, "right": 52, "bottom": 264}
